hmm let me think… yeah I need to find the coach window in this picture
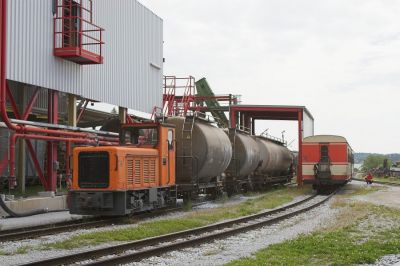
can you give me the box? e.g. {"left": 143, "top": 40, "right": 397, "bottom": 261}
{"left": 348, "top": 148, "right": 351, "bottom": 162}
{"left": 321, "top": 145, "right": 329, "bottom": 162}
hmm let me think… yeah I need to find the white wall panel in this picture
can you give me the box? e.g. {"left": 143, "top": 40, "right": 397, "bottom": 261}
{"left": 6, "top": 0, "right": 163, "bottom": 114}
{"left": 7, "top": 0, "right": 83, "bottom": 96}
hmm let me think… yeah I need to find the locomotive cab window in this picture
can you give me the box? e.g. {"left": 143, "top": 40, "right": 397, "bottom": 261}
{"left": 78, "top": 151, "right": 109, "bottom": 188}
{"left": 120, "top": 126, "right": 158, "bottom": 146}
{"left": 168, "top": 129, "right": 174, "bottom": 150}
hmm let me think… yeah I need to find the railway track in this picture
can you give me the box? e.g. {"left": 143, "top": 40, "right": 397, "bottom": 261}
{"left": 0, "top": 204, "right": 202, "bottom": 242}
{"left": 0, "top": 217, "right": 124, "bottom": 242}
{"left": 352, "top": 178, "right": 400, "bottom": 187}
{"left": 22, "top": 191, "right": 336, "bottom": 266}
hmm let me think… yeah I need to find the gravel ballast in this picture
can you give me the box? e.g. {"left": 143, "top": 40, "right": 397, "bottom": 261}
{"left": 127, "top": 201, "right": 339, "bottom": 266}
{"left": 0, "top": 192, "right": 308, "bottom": 265}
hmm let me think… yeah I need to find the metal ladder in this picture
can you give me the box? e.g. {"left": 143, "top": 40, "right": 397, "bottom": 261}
{"left": 181, "top": 116, "right": 195, "bottom": 184}
{"left": 225, "top": 128, "right": 237, "bottom": 177}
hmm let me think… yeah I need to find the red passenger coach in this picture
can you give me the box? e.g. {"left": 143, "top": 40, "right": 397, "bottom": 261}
{"left": 302, "top": 135, "right": 354, "bottom": 192}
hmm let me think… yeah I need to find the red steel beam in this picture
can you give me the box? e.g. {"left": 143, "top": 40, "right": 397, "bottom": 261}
{"left": 9, "top": 134, "right": 109, "bottom": 180}
{"left": 126, "top": 113, "right": 134, "bottom": 124}
{"left": 25, "top": 140, "right": 48, "bottom": 189}
{"left": 297, "top": 110, "right": 303, "bottom": 185}
{"left": 65, "top": 141, "right": 71, "bottom": 187}
{"left": 229, "top": 107, "right": 236, "bottom": 128}
{"left": 22, "top": 87, "right": 40, "bottom": 120}
{"left": 5, "top": 83, "right": 21, "bottom": 118}
{"left": 76, "top": 99, "right": 88, "bottom": 123}
{"left": 47, "top": 90, "right": 59, "bottom": 191}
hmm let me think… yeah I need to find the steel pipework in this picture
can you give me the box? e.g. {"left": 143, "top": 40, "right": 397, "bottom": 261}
{"left": 8, "top": 133, "right": 116, "bottom": 180}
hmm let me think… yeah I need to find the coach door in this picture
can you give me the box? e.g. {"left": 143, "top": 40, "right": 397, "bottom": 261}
{"left": 320, "top": 144, "right": 329, "bottom": 163}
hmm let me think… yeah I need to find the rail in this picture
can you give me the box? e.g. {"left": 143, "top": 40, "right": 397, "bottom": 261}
{"left": 0, "top": 203, "right": 208, "bottom": 242}
{"left": 22, "top": 191, "right": 337, "bottom": 266}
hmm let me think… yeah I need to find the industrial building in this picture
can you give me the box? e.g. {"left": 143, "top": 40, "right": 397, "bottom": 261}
{"left": 0, "top": 0, "right": 314, "bottom": 216}
{"left": 1, "top": 0, "right": 163, "bottom": 194}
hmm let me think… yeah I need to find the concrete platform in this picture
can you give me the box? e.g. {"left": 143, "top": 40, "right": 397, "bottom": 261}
{"left": 0, "top": 195, "right": 68, "bottom": 218}
{"left": 0, "top": 195, "right": 91, "bottom": 230}
{"left": 0, "top": 211, "right": 85, "bottom": 231}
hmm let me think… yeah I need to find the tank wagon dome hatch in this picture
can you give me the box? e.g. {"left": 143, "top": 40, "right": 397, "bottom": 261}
{"left": 166, "top": 116, "right": 232, "bottom": 184}
{"left": 303, "top": 135, "right": 348, "bottom": 143}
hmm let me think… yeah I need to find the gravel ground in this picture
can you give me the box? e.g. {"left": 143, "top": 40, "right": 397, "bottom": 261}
{"left": 353, "top": 180, "right": 400, "bottom": 266}
{"left": 0, "top": 207, "right": 197, "bottom": 265}
{"left": 4, "top": 181, "right": 398, "bottom": 266}
{"left": 126, "top": 200, "right": 339, "bottom": 266}
{"left": 351, "top": 181, "right": 400, "bottom": 209}
{"left": 0, "top": 192, "right": 306, "bottom": 265}
{"left": 0, "top": 194, "right": 256, "bottom": 232}
{"left": 125, "top": 181, "right": 400, "bottom": 266}
{"left": 363, "top": 255, "right": 400, "bottom": 266}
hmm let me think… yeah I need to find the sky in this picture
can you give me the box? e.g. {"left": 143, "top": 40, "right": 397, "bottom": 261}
{"left": 138, "top": 0, "right": 400, "bottom": 154}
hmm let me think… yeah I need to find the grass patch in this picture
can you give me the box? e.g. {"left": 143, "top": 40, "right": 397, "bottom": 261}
{"left": 45, "top": 186, "right": 311, "bottom": 250}
{"left": 0, "top": 249, "right": 10, "bottom": 256}
{"left": 0, "top": 246, "right": 33, "bottom": 257}
{"left": 15, "top": 246, "right": 31, "bottom": 254}
{"left": 227, "top": 202, "right": 400, "bottom": 266}
{"left": 182, "top": 200, "right": 193, "bottom": 211}
{"left": 374, "top": 176, "right": 400, "bottom": 184}
{"left": 344, "top": 185, "right": 383, "bottom": 196}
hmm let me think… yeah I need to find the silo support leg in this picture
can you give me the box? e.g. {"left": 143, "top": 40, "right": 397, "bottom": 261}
{"left": 17, "top": 87, "right": 27, "bottom": 193}
{"left": 17, "top": 139, "right": 26, "bottom": 193}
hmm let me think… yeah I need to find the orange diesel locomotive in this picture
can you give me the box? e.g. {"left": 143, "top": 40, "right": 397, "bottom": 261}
{"left": 302, "top": 135, "right": 353, "bottom": 192}
{"left": 69, "top": 122, "right": 177, "bottom": 216}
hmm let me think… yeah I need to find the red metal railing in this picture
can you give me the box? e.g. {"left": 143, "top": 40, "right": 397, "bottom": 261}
{"left": 53, "top": 0, "right": 104, "bottom": 64}
{"left": 162, "top": 76, "right": 241, "bottom": 119}
{"left": 163, "top": 76, "right": 196, "bottom": 117}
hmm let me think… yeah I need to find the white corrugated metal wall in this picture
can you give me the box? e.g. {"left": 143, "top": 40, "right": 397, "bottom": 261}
{"left": 84, "top": 0, "right": 163, "bottom": 113}
{"left": 6, "top": 0, "right": 163, "bottom": 114}
{"left": 6, "top": 0, "right": 83, "bottom": 96}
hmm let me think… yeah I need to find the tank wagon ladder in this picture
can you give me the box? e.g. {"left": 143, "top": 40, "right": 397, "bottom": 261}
{"left": 180, "top": 116, "right": 198, "bottom": 196}
{"left": 224, "top": 128, "right": 240, "bottom": 194}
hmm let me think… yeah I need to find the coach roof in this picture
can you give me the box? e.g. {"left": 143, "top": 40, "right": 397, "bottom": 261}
{"left": 303, "top": 135, "right": 348, "bottom": 143}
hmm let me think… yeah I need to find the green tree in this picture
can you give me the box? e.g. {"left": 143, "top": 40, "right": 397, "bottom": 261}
{"left": 362, "top": 154, "right": 392, "bottom": 171}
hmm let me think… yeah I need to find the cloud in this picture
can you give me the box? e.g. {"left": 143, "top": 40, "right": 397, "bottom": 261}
{"left": 139, "top": 0, "right": 400, "bottom": 153}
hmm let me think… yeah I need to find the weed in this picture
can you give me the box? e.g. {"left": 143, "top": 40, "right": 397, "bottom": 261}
{"left": 0, "top": 249, "right": 10, "bottom": 256}
{"left": 45, "top": 186, "right": 310, "bottom": 250}
{"left": 227, "top": 201, "right": 400, "bottom": 266}
{"left": 15, "top": 245, "right": 31, "bottom": 254}
{"left": 182, "top": 200, "right": 193, "bottom": 211}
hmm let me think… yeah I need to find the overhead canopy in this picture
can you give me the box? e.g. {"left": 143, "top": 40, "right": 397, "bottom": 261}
{"left": 229, "top": 105, "right": 314, "bottom": 138}
{"left": 229, "top": 104, "right": 315, "bottom": 185}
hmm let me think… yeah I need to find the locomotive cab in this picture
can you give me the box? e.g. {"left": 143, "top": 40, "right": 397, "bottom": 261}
{"left": 69, "top": 122, "right": 177, "bottom": 216}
